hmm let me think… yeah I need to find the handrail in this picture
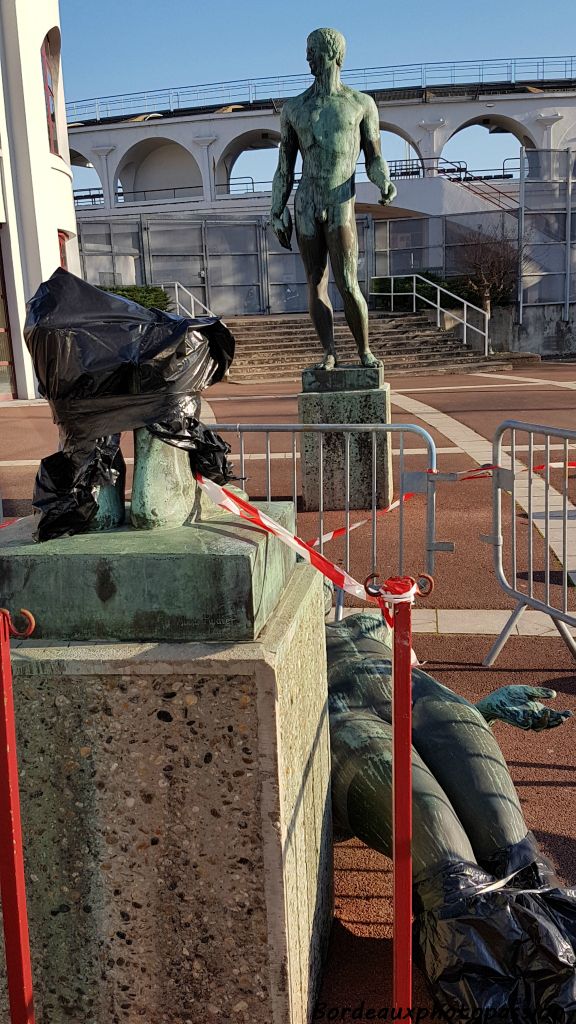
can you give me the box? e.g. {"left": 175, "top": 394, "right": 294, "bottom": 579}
{"left": 161, "top": 281, "right": 216, "bottom": 319}
{"left": 72, "top": 157, "right": 522, "bottom": 210}
{"left": 369, "top": 273, "right": 490, "bottom": 356}
{"left": 66, "top": 55, "right": 576, "bottom": 122}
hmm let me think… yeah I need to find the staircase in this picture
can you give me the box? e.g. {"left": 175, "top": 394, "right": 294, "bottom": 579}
{"left": 223, "top": 311, "right": 527, "bottom": 383}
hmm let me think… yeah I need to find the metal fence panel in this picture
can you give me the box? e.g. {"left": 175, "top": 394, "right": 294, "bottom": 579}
{"left": 484, "top": 419, "right": 576, "bottom": 665}
{"left": 215, "top": 422, "right": 448, "bottom": 615}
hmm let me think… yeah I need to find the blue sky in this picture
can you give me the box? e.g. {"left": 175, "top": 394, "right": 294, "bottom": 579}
{"left": 60, "top": 0, "right": 576, "bottom": 187}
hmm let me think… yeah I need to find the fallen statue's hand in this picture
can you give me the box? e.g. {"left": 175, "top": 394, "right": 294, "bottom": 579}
{"left": 475, "top": 685, "right": 573, "bottom": 731}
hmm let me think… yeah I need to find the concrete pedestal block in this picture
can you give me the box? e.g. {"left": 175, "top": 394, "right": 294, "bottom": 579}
{"left": 298, "top": 365, "right": 393, "bottom": 511}
{"left": 0, "top": 499, "right": 295, "bottom": 642}
{"left": 5, "top": 567, "right": 332, "bottom": 1024}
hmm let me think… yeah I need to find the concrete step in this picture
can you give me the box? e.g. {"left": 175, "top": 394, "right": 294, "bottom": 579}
{"left": 235, "top": 341, "right": 464, "bottom": 358}
{"left": 229, "top": 351, "right": 498, "bottom": 374}
{"left": 227, "top": 360, "right": 514, "bottom": 382}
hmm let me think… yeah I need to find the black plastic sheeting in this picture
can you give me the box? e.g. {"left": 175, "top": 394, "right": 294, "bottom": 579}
{"left": 24, "top": 269, "right": 235, "bottom": 540}
{"left": 415, "top": 832, "right": 576, "bottom": 1022}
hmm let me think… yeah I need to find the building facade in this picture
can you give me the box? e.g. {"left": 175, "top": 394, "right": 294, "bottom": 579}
{"left": 0, "top": 0, "right": 79, "bottom": 399}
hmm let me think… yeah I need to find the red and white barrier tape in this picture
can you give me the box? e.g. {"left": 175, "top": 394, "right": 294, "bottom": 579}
{"left": 194, "top": 473, "right": 367, "bottom": 600}
{"left": 308, "top": 493, "right": 415, "bottom": 548}
{"left": 195, "top": 474, "right": 421, "bottom": 664}
{"left": 533, "top": 460, "right": 576, "bottom": 472}
{"left": 371, "top": 576, "right": 419, "bottom": 627}
{"left": 0, "top": 518, "right": 19, "bottom": 530}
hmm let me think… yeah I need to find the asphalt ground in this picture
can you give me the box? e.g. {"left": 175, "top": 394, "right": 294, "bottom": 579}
{"left": 2, "top": 363, "right": 576, "bottom": 1015}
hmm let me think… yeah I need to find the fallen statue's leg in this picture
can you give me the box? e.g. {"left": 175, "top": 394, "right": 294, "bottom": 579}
{"left": 330, "top": 710, "right": 475, "bottom": 880}
{"left": 326, "top": 612, "right": 576, "bottom": 1021}
{"left": 409, "top": 666, "right": 528, "bottom": 863}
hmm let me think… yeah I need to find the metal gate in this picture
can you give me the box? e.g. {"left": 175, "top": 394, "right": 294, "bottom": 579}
{"left": 215, "top": 421, "right": 453, "bottom": 600}
{"left": 483, "top": 419, "right": 576, "bottom": 664}
{"left": 77, "top": 214, "right": 373, "bottom": 317}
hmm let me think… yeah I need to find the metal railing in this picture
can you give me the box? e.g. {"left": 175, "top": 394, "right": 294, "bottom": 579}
{"left": 369, "top": 274, "right": 490, "bottom": 355}
{"left": 161, "top": 281, "right": 216, "bottom": 319}
{"left": 483, "top": 420, "right": 576, "bottom": 665}
{"left": 214, "top": 423, "right": 453, "bottom": 613}
{"left": 66, "top": 55, "right": 576, "bottom": 122}
{"left": 73, "top": 185, "right": 205, "bottom": 208}
{"left": 72, "top": 159, "right": 522, "bottom": 209}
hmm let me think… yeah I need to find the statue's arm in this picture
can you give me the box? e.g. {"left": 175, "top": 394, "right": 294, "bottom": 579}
{"left": 475, "top": 685, "right": 573, "bottom": 731}
{"left": 360, "top": 95, "right": 397, "bottom": 206}
{"left": 270, "top": 105, "right": 298, "bottom": 250}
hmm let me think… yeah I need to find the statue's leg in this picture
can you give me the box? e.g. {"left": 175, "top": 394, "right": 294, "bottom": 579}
{"left": 409, "top": 667, "right": 528, "bottom": 864}
{"left": 130, "top": 427, "right": 196, "bottom": 529}
{"left": 330, "top": 710, "right": 475, "bottom": 881}
{"left": 295, "top": 214, "right": 337, "bottom": 369}
{"left": 326, "top": 204, "right": 379, "bottom": 368}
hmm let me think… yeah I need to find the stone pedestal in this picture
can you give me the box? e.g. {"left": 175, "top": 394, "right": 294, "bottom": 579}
{"left": 0, "top": 497, "right": 295, "bottom": 642}
{"left": 4, "top": 567, "right": 332, "bottom": 1024}
{"left": 298, "top": 364, "right": 393, "bottom": 511}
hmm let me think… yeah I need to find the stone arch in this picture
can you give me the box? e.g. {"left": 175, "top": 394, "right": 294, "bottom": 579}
{"left": 558, "top": 121, "right": 576, "bottom": 149}
{"left": 69, "top": 145, "right": 104, "bottom": 198}
{"left": 215, "top": 128, "right": 282, "bottom": 194}
{"left": 113, "top": 138, "right": 204, "bottom": 203}
{"left": 443, "top": 113, "right": 538, "bottom": 154}
{"left": 378, "top": 121, "right": 424, "bottom": 164}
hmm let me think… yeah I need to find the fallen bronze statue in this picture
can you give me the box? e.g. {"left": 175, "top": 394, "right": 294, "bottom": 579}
{"left": 326, "top": 611, "right": 575, "bottom": 1022}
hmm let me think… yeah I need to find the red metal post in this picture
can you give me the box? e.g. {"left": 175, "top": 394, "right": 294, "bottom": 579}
{"left": 392, "top": 595, "right": 413, "bottom": 1013}
{"left": 0, "top": 609, "right": 36, "bottom": 1024}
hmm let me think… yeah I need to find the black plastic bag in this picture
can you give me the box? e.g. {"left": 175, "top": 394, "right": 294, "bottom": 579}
{"left": 414, "top": 835, "right": 576, "bottom": 1023}
{"left": 32, "top": 441, "right": 125, "bottom": 542}
{"left": 24, "top": 270, "right": 235, "bottom": 540}
{"left": 25, "top": 269, "right": 234, "bottom": 448}
{"left": 148, "top": 419, "right": 235, "bottom": 486}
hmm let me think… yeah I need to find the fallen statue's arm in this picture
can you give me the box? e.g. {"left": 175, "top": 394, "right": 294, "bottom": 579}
{"left": 475, "top": 685, "right": 573, "bottom": 730}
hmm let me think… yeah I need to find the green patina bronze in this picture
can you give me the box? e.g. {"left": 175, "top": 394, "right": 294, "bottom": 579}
{"left": 326, "top": 611, "right": 573, "bottom": 874}
{"left": 271, "top": 27, "right": 397, "bottom": 370}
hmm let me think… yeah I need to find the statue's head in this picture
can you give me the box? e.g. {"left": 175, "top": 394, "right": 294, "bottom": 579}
{"left": 306, "top": 28, "right": 346, "bottom": 76}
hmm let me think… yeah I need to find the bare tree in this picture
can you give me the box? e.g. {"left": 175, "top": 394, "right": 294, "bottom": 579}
{"left": 454, "top": 221, "right": 522, "bottom": 318}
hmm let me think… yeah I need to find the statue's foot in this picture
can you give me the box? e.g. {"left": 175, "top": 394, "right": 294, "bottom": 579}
{"left": 316, "top": 351, "right": 337, "bottom": 371}
{"left": 360, "top": 351, "right": 382, "bottom": 368}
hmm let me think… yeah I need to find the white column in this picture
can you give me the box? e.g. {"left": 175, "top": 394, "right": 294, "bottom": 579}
{"left": 534, "top": 113, "right": 564, "bottom": 149}
{"left": 417, "top": 119, "right": 447, "bottom": 175}
{"left": 92, "top": 145, "right": 117, "bottom": 208}
{"left": 192, "top": 134, "right": 217, "bottom": 201}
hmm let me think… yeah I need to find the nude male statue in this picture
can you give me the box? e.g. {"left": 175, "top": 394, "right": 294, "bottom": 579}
{"left": 270, "top": 27, "right": 397, "bottom": 370}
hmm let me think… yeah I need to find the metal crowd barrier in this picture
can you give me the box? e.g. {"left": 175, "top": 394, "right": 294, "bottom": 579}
{"left": 483, "top": 419, "right": 576, "bottom": 665}
{"left": 215, "top": 423, "right": 451, "bottom": 610}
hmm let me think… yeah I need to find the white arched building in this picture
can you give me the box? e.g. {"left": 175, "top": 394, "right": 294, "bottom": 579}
{"left": 0, "top": 0, "right": 79, "bottom": 399}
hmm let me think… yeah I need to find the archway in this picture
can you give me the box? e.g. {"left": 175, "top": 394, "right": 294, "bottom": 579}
{"left": 69, "top": 147, "right": 104, "bottom": 206}
{"left": 215, "top": 129, "right": 284, "bottom": 195}
{"left": 114, "top": 139, "right": 204, "bottom": 203}
{"left": 442, "top": 115, "right": 538, "bottom": 179}
{"left": 356, "top": 124, "right": 423, "bottom": 182}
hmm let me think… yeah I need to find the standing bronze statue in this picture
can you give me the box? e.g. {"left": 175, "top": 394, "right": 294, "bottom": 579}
{"left": 271, "top": 28, "right": 397, "bottom": 370}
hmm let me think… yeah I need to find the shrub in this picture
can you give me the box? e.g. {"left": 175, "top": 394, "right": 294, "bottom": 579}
{"left": 98, "top": 285, "right": 172, "bottom": 311}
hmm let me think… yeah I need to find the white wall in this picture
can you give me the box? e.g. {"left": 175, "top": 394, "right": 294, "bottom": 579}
{"left": 131, "top": 143, "right": 203, "bottom": 194}
{"left": 0, "top": 0, "right": 79, "bottom": 398}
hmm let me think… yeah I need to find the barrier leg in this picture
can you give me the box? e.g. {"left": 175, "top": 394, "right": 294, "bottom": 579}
{"left": 551, "top": 616, "right": 576, "bottom": 662}
{"left": 392, "top": 594, "right": 413, "bottom": 1013}
{"left": 483, "top": 600, "right": 527, "bottom": 667}
{"left": 0, "top": 609, "right": 36, "bottom": 1024}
